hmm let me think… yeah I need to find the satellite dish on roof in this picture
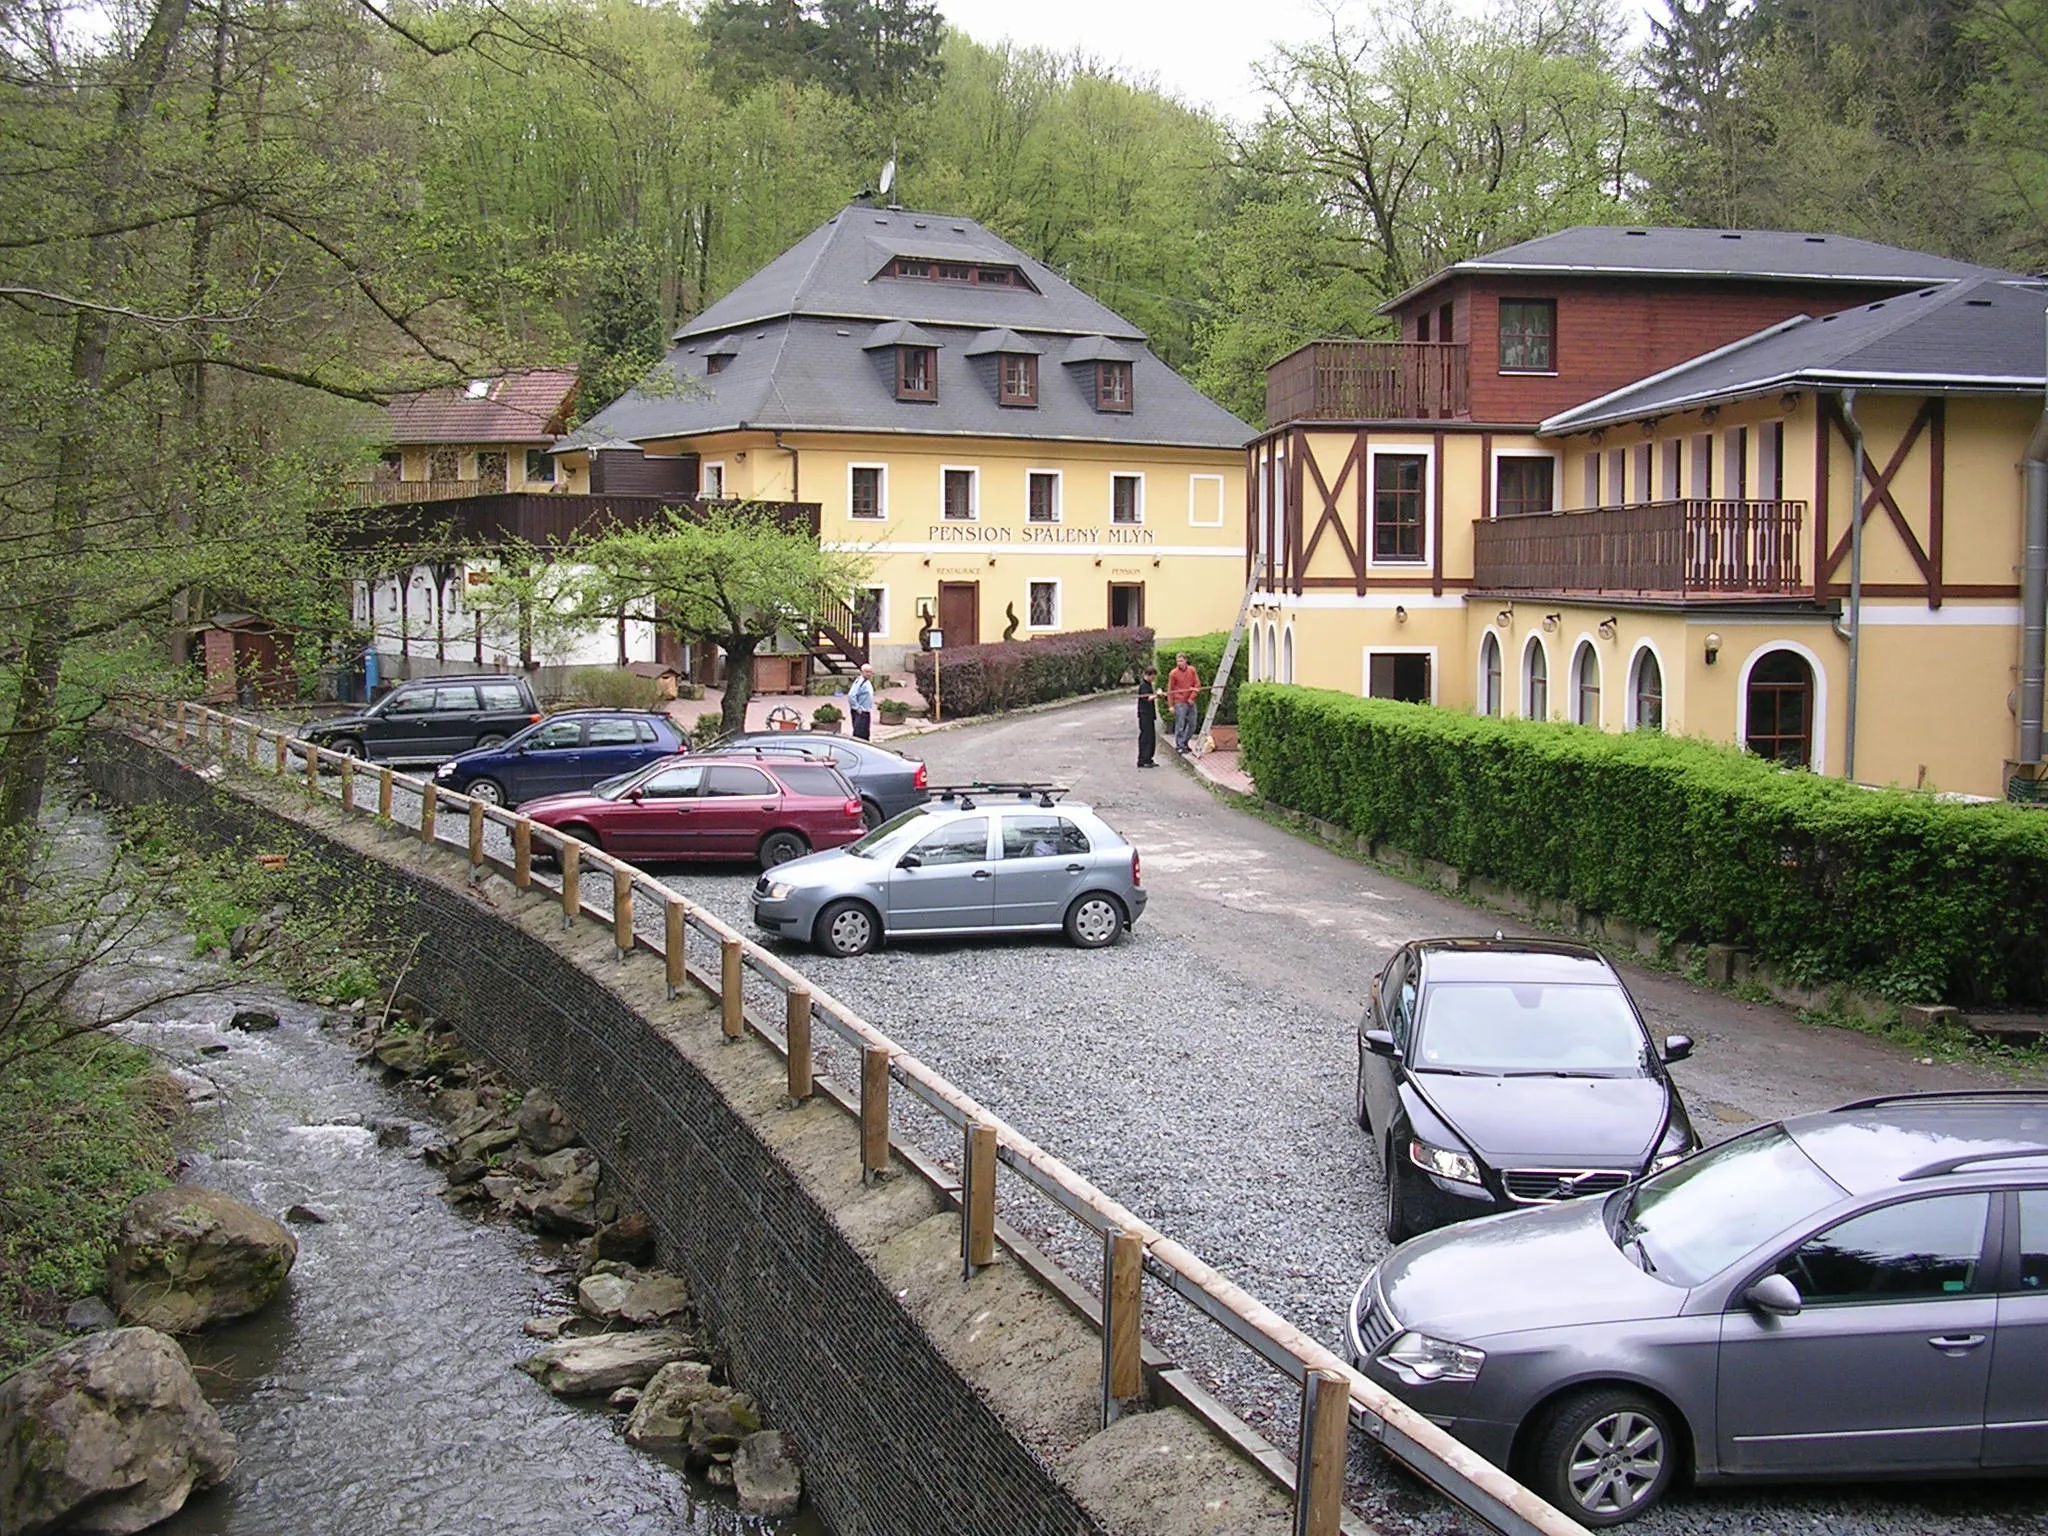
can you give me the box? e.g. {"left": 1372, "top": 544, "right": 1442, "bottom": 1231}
{"left": 878, "top": 158, "right": 896, "bottom": 197}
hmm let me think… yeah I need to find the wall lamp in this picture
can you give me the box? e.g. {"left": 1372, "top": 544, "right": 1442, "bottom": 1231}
{"left": 1394, "top": 604, "right": 1408, "bottom": 623}
{"left": 1093, "top": 557, "right": 1103, "bottom": 567}
{"left": 1542, "top": 613, "right": 1560, "bottom": 633}
{"left": 1152, "top": 557, "right": 1161, "bottom": 567}
{"left": 1598, "top": 616, "right": 1618, "bottom": 641}
{"left": 921, "top": 556, "right": 931, "bottom": 566}
{"left": 1495, "top": 609, "right": 1512, "bottom": 629}
{"left": 1701, "top": 405, "right": 1720, "bottom": 424}
{"left": 987, "top": 556, "right": 997, "bottom": 566}
{"left": 1704, "top": 632, "right": 1722, "bottom": 666}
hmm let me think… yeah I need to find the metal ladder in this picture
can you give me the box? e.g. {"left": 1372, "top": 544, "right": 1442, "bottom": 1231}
{"left": 1194, "top": 569, "right": 1260, "bottom": 755}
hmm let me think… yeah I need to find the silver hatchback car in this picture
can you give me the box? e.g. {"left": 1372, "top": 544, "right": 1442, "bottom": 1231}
{"left": 1347, "top": 1091, "right": 2048, "bottom": 1525}
{"left": 749, "top": 785, "right": 1146, "bottom": 956}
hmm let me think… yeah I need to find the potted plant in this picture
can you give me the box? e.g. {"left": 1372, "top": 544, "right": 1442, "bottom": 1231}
{"left": 810, "top": 702, "right": 843, "bottom": 733}
{"left": 878, "top": 698, "right": 912, "bottom": 724}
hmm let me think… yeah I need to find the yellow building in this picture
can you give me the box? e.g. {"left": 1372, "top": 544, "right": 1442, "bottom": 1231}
{"left": 1251, "top": 227, "right": 2048, "bottom": 800}
{"left": 556, "top": 200, "right": 1251, "bottom": 669}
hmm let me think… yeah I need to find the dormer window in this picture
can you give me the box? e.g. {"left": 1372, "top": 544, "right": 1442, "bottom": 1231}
{"left": 897, "top": 345, "right": 936, "bottom": 401}
{"left": 879, "top": 255, "right": 1038, "bottom": 292}
{"left": 1000, "top": 354, "right": 1037, "bottom": 407}
{"left": 1095, "top": 361, "right": 1132, "bottom": 413}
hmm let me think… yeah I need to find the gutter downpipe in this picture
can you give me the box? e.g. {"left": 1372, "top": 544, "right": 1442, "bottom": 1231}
{"left": 1839, "top": 389, "right": 1867, "bottom": 782}
{"left": 773, "top": 429, "right": 799, "bottom": 503}
{"left": 2020, "top": 303, "right": 2048, "bottom": 769}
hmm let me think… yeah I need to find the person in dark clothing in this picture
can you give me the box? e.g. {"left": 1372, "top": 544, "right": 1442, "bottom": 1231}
{"left": 1136, "top": 666, "right": 1159, "bottom": 767}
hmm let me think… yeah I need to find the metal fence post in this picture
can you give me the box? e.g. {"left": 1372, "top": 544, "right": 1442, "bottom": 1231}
{"left": 961, "top": 1119, "right": 996, "bottom": 1277}
{"left": 664, "top": 896, "right": 684, "bottom": 996}
{"left": 377, "top": 766, "right": 393, "bottom": 820}
{"left": 613, "top": 876, "right": 634, "bottom": 958}
{"left": 514, "top": 819, "right": 532, "bottom": 889}
{"left": 468, "top": 799, "right": 486, "bottom": 878}
{"left": 785, "top": 985, "right": 812, "bottom": 1101}
{"left": 720, "top": 938, "right": 743, "bottom": 1039}
{"left": 560, "top": 842, "right": 580, "bottom": 927}
{"left": 1293, "top": 1369, "right": 1350, "bottom": 1536}
{"left": 860, "top": 1045, "right": 890, "bottom": 1182}
{"left": 1100, "top": 1227, "right": 1143, "bottom": 1427}
{"left": 418, "top": 781, "right": 435, "bottom": 844}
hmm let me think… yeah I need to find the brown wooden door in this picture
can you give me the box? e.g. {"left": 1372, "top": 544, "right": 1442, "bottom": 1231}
{"left": 1108, "top": 582, "right": 1145, "bottom": 629}
{"left": 938, "top": 582, "right": 979, "bottom": 647}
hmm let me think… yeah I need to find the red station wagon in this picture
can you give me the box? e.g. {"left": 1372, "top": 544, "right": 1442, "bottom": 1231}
{"left": 520, "top": 753, "right": 866, "bottom": 869}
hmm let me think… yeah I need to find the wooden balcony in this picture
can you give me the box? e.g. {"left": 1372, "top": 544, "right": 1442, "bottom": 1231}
{"left": 1265, "top": 341, "right": 1469, "bottom": 426}
{"left": 338, "top": 492, "right": 820, "bottom": 553}
{"left": 338, "top": 477, "right": 491, "bottom": 508}
{"left": 1472, "top": 499, "right": 1808, "bottom": 598}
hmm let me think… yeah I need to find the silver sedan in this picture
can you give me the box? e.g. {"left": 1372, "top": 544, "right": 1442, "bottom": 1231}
{"left": 749, "top": 790, "right": 1147, "bottom": 956}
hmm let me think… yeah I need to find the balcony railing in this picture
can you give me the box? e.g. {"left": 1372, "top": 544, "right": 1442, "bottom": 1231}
{"left": 339, "top": 477, "right": 492, "bottom": 508}
{"left": 1472, "top": 499, "right": 1808, "bottom": 597}
{"left": 1265, "top": 341, "right": 1469, "bottom": 426}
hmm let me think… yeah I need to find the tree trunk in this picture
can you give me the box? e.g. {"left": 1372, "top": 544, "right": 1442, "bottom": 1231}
{"left": 719, "top": 635, "right": 759, "bottom": 736}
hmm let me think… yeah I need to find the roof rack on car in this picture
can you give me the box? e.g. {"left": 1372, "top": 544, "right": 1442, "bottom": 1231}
{"left": 1831, "top": 1089, "right": 2048, "bottom": 1113}
{"left": 1901, "top": 1146, "right": 2048, "bottom": 1181}
{"left": 927, "top": 781, "right": 1069, "bottom": 810}
{"left": 695, "top": 744, "right": 833, "bottom": 763}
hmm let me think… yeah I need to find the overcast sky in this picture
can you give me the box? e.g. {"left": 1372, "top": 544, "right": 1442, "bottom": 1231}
{"left": 935, "top": 0, "right": 1339, "bottom": 120}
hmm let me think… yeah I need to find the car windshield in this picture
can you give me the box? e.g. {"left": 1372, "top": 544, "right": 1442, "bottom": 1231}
{"left": 592, "top": 758, "right": 683, "bottom": 800}
{"left": 843, "top": 806, "right": 930, "bottom": 858}
{"left": 1414, "top": 981, "right": 1649, "bottom": 1076}
{"left": 1609, "top": 1125, "right": 1847, "bottom": 1286}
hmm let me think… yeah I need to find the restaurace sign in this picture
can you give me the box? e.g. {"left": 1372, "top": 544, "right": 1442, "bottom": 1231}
{"left": 927, "top": 524, "right": 1157, "bottom": 545}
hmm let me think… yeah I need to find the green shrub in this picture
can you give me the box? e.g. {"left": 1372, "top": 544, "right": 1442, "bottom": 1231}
{"left": 1154, "top": 632, "right": 1248, "bottom": 726}
{"left": 911, "top": 627, "right": 1153, "bottom": 717}
{"left": 563, "top": 668, "right": 667, "bottom": 710}
{"left": 811, "top": 702, "right": 843, "bottom": 727}
{"left": 1237, "top": 685, "right": 2048, "bottom": 1006}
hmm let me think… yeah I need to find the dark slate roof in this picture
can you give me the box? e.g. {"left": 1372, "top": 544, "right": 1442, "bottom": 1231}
{"left": 386, "top": 369, "right": 579, "bottom": 445}
{"left": 1541, "top": 276, "right": 2048, "bottom": 434}
{"left": 572, "top": 203, "right": 1251, "bottom": 451}
{"left": 677, "top": 203, "right": 1142, "bottom": 341}
{"left": 1384, "top": 226, "right": 2014, "bottom": 312}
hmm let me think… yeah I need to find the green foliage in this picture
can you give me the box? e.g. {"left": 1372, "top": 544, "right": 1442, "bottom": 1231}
{"left": 699, "top": 0, "right": 945, "bottom": 107}
{"left": 577, "top": 238, "right": 670, "bottom": 420}
{"left": 810, "top": 702, "right": 843, "bottom": 725}
{"left": 561, "top": 668, "right": 669, "bottom": 710}
{"left": 1239, "top": 685, "right": 2048, "bottom": 1006}
{"left": 911, "top": 627, "right": 1153, "bottom": 717}
{"left": 0, "top": 1036, "right": 175, "bottom": 1371}
{"left": 1153, "top": 633, "right": 1247, "bottom": 726}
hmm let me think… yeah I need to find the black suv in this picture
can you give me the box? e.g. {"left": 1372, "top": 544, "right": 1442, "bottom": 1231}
{"left": 302, "top": 675, "right": 540, "bottom": 763}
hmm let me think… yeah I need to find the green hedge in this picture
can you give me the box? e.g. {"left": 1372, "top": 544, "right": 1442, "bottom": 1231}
{"left": 910, "top": 627, "right": 1153, "bottom": 717}
{"left": 1237, "top": 684, "right": 2048, "bottom": 1006}
{"left": 1153, "top": 632, "right": 1248, "bottom": 726}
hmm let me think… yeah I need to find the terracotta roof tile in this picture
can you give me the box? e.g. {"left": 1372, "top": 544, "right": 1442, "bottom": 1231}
{"left": 386, "top": 369, "right": 580, "bottom": 446}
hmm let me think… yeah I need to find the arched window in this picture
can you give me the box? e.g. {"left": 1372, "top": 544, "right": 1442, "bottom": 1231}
{"left": 1282, "top": 626, "right": 1295, "bottom": 683}
{"left": 1572, "top": 642, "right": 1601, "bottom": 726}
{"left": 1629, "top": 647, "right": 1663, "bottom": 731}
{"left": 1746, "top": 649, "right": 1814, "bottom": 767}
{"left": 1524, "top": 637, "right": 1549, "bottom": 720}
{"left": 1479, "top": 632, "right": 1502, "bottom": 716}
{"left": 1249, "top": 624, "right": 1263, "bottom": 681}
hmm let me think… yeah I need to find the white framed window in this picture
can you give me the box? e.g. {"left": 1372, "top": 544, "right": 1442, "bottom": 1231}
{"left": 1478, "top": 631, "right": 1502, "bottom": 716}
{"left": 855, "top": 585, "right": 889, "bottom": 638}
{"left": 1628, "top": 642, "right": 1664, "bottom": 731}
{"left": 1026, "top": 469, "right": 1062, "bottom": 524}
{"left": 1368, "top": 444, "right": 1433, "bottom": 566}
{"left": 1660, "top": 440, "right": 1681, "bottom": 500}
{"left": 1523, "top": 635, "right": 1550, "bottom": 719}
{"left": 1606, "top": 449, "right": 1626, "bottom": 507}
{"left": 1581, "top": 453, "right": 1598, "bottom": 509}
{"left": 703, "top": 460, "right": 726, "bottom": 499}
{"left": 1689, "top": 435, "right": 1712, "bottom": 498}
{"left": 941, "top": 465, "right": 979, "bottom": 521}
{"left": 848, "top": 463, "right": 887, "bottom": 521}
{"left": 1189, "top": 473, "right": 1225, "bottom": 527}
{"left": 1572, "top": 640, "right": 1602, "bottom": 727}
{"left": 1490, "top": 448, "right": 1559, "bottom": 518}
{"left": 1363, "top": 647, "right": 1436, "bottom": 703}
{"left": 1110, "top": 472, "right": 1144, "bottom": 526}
{"left": 1027, "top": 579, "right": 1060, "bottom": 629}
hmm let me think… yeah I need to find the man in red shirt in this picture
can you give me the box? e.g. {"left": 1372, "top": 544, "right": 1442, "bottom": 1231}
{"left": 1167, "top": 652, "right": 1202, "bottom": 753}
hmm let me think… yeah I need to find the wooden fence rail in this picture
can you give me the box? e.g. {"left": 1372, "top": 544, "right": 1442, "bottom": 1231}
{"left": 120, "top": 701, "right": 1589, "bottom": 1536}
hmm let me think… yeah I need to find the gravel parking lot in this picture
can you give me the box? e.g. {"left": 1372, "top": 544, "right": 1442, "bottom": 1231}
{"left": 292, "top": 703, "right": 2047, "bottom": 1536}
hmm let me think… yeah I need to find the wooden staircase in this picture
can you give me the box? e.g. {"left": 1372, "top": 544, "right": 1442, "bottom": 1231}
{"left": 806, "top": 592, "right": 872, "bottom": 676}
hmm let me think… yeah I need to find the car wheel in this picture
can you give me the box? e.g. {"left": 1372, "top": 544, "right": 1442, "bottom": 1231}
{"left": 860, "top": 798, "right": 884, "bottom": 831}
{"left": 1385, "top": 1139, "right": 1416, "bottom": 1244}
{"left": 1354, "top": 1040, "right": 1372, "bottom": 1132}
{"left": 467, "top": 778, "right": 506, "bottom": 806}
{"left": 815, "top": 899, "right": 878, "bottom": 957}
{"left": 759, "top": 830, "right": 809, "bottom": 869}
{"left": 559, "top": 824, "right": 600, "bottom": 850}
{"left": 1529, "top": 1389, "right": 1679, "bottom": 1527}
{"left": 332, "top": 738, "right": 365, "bottom": 759}
{"left": 1063, "top": 892, "right": 1126, "bottom": 949}
{"left": 475, "top": 734, "right": 508, "bottom": 750}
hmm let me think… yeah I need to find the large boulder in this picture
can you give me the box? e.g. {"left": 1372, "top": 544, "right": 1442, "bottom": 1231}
{"left": 618, "top": 1272, "right": 689, "bottom": 1327}
{"left": 109, "top": 1186, "right": 298, "bottom": 1333}
{"left": 530, "top": 1171, "right": 599, "bottom": 1238}
{"left": 622, "top": 1361, "right": 721, "bottom": 1450}
{"left": 516, "top": 1330, "right": 699, "bottom": 1397}
{"left": 734, "top": 1430, "right": 802, "bottom": 1518}
{"left": 589, "top": 1212, "right": 656, "bottom": 1265}
{"left": 0, "top": 1327, "right": 235, "bottom": 1536}
{"left": 686, "top": 1392, "right": 761, "bottom": 1466}
{"left": 516, "top": 1087, "right": 577, "bottom": 1155}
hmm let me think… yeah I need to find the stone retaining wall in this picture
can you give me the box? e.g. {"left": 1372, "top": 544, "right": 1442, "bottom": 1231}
{"left": 83, "top": 732, "right": 1295, "bottom": 1536}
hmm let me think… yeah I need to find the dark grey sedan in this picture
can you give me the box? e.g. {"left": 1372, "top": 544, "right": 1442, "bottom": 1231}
{"left": 715, "top": 733, "right": 927, "bottom": 828}
{"left": 1346, "top": 1091, "right": 2048, "bottom": 1526}
{"left": 749, "top": 788, "right": 1145, "bottom": 956}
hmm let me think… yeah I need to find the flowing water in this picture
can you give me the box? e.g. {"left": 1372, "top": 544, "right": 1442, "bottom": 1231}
{"left": 54, "top": 803, "right": 825, "bottom": 1536}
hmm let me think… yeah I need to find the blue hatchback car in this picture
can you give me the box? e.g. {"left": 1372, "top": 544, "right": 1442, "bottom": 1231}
{"left": 432, "top": 710, "right": 685, "bottom": 806}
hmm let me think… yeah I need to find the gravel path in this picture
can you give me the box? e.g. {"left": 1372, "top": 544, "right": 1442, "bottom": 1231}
{"left": 270, "top": 708, "right": 2047, "bottom": 1536}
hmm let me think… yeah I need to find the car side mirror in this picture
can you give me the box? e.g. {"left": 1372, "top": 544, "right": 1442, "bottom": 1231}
{"left": 897, "top": 852, "right": 922, "bottom": 869}
{"left": 1743, "top": 1273, "right": 1802, "bottom": 1317}
{"left": 1662, "top": 1034, "right": 1694, "bottom": 1064}
{"left": 626, "top": 788, "right": 644, "bottom": 802}
{"left": 1363, "top": 1029, "right": 1399, "bottom": 1059}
